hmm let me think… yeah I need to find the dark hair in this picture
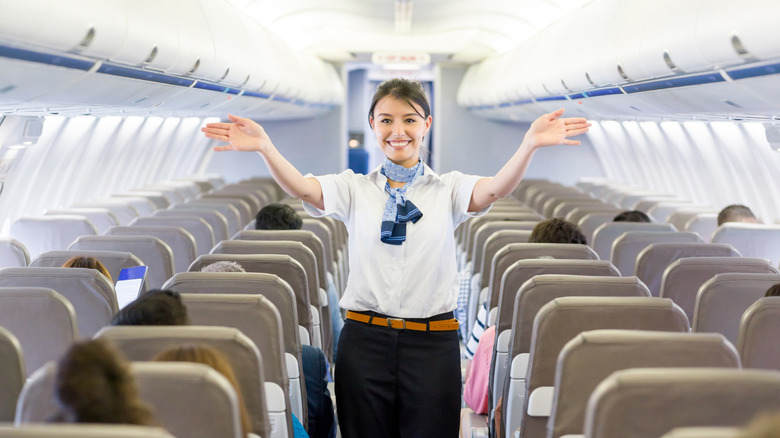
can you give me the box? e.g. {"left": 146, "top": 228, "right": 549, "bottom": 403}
{"left": 717, "top": 204, "right": 758, "bottom": 226}
{"left": 368, "top": 78, "right": 431, "bottom": 126}
{"left": 62, "top": 256, "right": 112, "bottom": 282}
{"left": 765, "top": 283, "right": 780, "bottom": 297}
{"left": 255, "top": 203, "right": 302, "bottom": 230}
{"left": 111, "top": 289, "right": 190, "bottom": 326}
{"left": 529, "top": 218, "right": 588, "bottom": 245}
{"left": 613, "top": 210, "right": 651, "bottom": 223}
{"left": 54, "top": 339, "right": 155, "bottom": 425}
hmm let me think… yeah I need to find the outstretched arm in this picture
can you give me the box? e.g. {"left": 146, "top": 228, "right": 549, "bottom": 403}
{"left": 468, "top": 109, "right": 590, "bottom": 212}
{"left": 201, "top": 114, "right": 325, "bottom": 210}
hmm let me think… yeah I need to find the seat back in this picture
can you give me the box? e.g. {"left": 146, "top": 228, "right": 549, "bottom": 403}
{"left": 584, "top": 368, "right": 780, "bottom": 438}
{"left": 44, "top": 208, "right": 118, "bottom": 234}
{"left": 196, "top": 195, "right": 253, "bottom": 227}
{"left": 659, "top": 427, "right": 742, "bottom": 438}
{"left": 10, "top": 216, "right": 98, "bottom": 260}
{"left": 552, "top": 199, "right": 612, "bottom": 220}
{"left": 95, "top": 326, "right": 270, "bottom": 437}
{"left": 0, "top": 326, "right": 24, "bottom": 421}
{"left": 113, "top": 191, "right": 171, "bottom": 209}
{"left": 472, "top": 222, "right": 539, "bottom": 277}
{"left": 152, "top": 209, "right": 230, "bottom": 243}
{"left": 479, "top": 231, "right": 534, "bottom": 290}
{"left": 130, "top": 216, "right": 215, "bottom": 257}
{"left": 550, "top": 330, "right": 740, "bottom": 438}
{"left": 172, "top": 201, "right": 242, "bottom": 237}
{"left": 106, "top": 226, "right": 196, "bottom": 274}
{"left": 0, "top": 268, "right": 114, "bottom": 338}
{"left": 16, "top": 361, "right": 245, "bottom": 438}
{"left": 162, "top": 271, "right": 303, "bottom": 357}
{"left": 0, "top": 287, "right": 77, "bottom": 376}
{"left": 0, "top": 239, "right": 30, "bottom": 267}
{"left": 301, "top": 219, "right": 335, "bottom": 278}
{"left": 611, "top": 231, "right": 703, "bottom": 276}
{"left": 738, "top": 297, "right": 780, "bottom": 370}
{"left": 635, "top": 243, "right": 741, "bottom": 297}
{"left": 494, "top": 258, "right": 615, "bottom": 330}
{"left": 462, "top": 212, "right": 544, "bottom": 259}
{"left": 69, "top": 235, "right": 174, "bottom": 289}
{"left": 660, "top": 257, "right": 779, "bottom": 321}
{"left": 577, "top": 211, "right": 624, "bottom": 245}
{"left": 682, "top": 213, "right": 719, "bottom": 242}
{"left": 591, "top": 222, "right": 677, "bottom": 261}
{"left": 693, "top": 273, "right": 780, "bottom": 345}
{"left": 104, "top": 196, "right": 157, "bottom": 216}
{"left": 72, "top": 199, "right": 141, "bottom": 225}
{"left": 711, "top": 223, "right": 780, "bottom": 266}
{"left": 0, "top": 424, "right": 175, "bottom": 437}
{"left": 667, "top": 209, "right": 719, "bottom": 234}
{"left": 517, "top": 297, "right": 689, "bottom": 438}
{"left": 30, "top": 250, "right": 144, "bottom": 285}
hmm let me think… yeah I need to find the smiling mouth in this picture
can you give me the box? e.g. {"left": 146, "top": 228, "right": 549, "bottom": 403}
{"left": 387, "top": 140, "right": 411, "bottom": 148}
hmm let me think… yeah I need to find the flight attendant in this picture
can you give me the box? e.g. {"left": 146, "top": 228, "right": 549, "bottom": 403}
{"left": 202, "top": 78, "right": 589, "bottom": 437}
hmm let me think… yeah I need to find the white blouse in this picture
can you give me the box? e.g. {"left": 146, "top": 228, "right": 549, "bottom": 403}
{"left": 303, "top": 163, "right": 488, "bottom": 318}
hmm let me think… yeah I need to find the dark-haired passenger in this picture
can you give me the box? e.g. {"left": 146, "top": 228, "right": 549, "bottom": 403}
{"left": 529, "top": 217, "right": 588, "bottom": 244}
{"left": 718, "top": 204, "right": 760, "bottom": 226}
{"left": 613, "top": 210, "right": 651, "bottom": 223}
{"left": 765, "top": 283, "right": 780, "bottom": 297}
{"left": 110, "top": 289, "right": 191, "bottom": 326}
{"left": 256, "top": 203, "right": 302, "bottom": 230}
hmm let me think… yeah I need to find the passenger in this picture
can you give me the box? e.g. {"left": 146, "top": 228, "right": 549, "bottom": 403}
{"left": 529, "top": 217, "right": 588, "bottom": 244}
{"left": 152, "top": 344, "right": 275, "bottom": 438}
{"left": 61, "top": 256, "right": 112, "bottom": 282}
{"left": 717, "top": 204, "right": 760, "bottom": 226}
{"left": 463, "top": 325, "right": 495, "bottom": 414}
{"left": 110, "top": 289, "right": 191, "bottom": 326}
{"left": 52, "top": 339, "right": 156, "bottom": 425}
{"left": 613, "top": 210, "right": 651, "bottom": 223}
{"left": 764, "top": 283, "right": 780, "bottom": 297}
{"left": 202, "top": 77, "right": 589, "bottom": 437}
{"left": 255, "top": 203, "right": 303, "bottom": 230}
{"left": 200, "top": 258, "right": 337, "bottom": 438}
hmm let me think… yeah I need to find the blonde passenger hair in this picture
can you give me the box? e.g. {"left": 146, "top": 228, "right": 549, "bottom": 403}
{"left": 152, "top": 344, "right": 252, "bottom": 436}
{"left": 61, "top": 256, "right": 113, "bottom": 282}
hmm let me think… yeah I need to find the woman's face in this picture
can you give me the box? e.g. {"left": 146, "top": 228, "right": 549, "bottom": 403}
{"left": 370, "top": 95, "right": 432, "bottom": 168}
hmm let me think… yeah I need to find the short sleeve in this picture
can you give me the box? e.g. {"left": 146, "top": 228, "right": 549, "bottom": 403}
{"left": 450, "top": 172, "right": 491, "bottom": 226}
{"left": 301, "top": 170, "right": 355, "bottom": 223}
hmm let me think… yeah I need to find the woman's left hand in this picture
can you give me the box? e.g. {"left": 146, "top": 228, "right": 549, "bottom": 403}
{"left": 524, "top": 108, "right": 591, "bottom": 149}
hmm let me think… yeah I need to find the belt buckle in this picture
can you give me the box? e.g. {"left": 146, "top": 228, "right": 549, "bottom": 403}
{"left": 387, "top": 318, "right": 406, "bottom": 329}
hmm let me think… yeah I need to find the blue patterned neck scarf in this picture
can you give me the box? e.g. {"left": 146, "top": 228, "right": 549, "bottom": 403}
{"left": 380, "top": 159, "right": 424, "bottom": 245}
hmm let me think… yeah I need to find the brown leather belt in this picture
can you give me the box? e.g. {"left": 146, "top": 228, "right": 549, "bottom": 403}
{"left": 346, "top": 310, "right": 459, "bottom": 332}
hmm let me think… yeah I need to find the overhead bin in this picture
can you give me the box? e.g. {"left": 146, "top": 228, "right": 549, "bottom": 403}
{"left": 112, "top": 0, "right": 180, "bottom": 70}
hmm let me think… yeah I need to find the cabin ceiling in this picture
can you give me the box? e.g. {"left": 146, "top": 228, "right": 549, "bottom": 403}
{"left": 229, "top": 0, "right": 591, "bottom": 63}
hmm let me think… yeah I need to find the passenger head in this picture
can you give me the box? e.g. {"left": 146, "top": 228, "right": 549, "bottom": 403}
{"left": 255, "top": 203, "right": 302, "bottom": 230}
{"left": 201, "top": 261, "right": 245, "bottom": 273}
{"left": 110, "top": 289, "right": 191, "bottom": 326}
{"left": 54, "top": 339, "right": 155, "bottom": 425}
{"left": 717, "top": 204, "right": 759, "bottom": 226}
{"left": 529, "top": 218, "right": 588, "bottom": 245}
{"left": 62, "top": 256, "right": 112, "bottom": 282}
{"left": 765, "top": 283, "right": 780, "bottom": 297}
{"left": 368, "top": 78, "right": 432, "bottom": 168}
{"left": 613, "top": 210, "right": 651, "bottom": 223}
{"left": 152, "top": 344, "right": 251, "bottom": 436}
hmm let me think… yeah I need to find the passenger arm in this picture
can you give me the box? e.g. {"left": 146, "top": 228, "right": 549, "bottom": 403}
{"left": 468, "top": 109, "right": 590, "bottom": 212}
{"left": 202, "top": 114, "right": 324, "bottom": 210}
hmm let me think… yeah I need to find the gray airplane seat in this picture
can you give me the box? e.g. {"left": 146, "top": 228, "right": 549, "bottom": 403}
{"left": 635, "top": 243, "right": 741, "bottom": 297}
{"left": 591, "top": 222, "right": 678, "bottom": 261}
{"left": 681, "top": 213, "right": 719, "bottom": 242}
{"left": 181, "top": 293, "right": 306, "bottom": 426}
{"left": 552, "top": 199, "right": 613, "bottom": 220}
{"left": 659, "top": 257, "right": 779, "bottom": 321}
{"left": 462, "top": 212, "right": 544, "bottom": 260}
{"left": 0, "top": 267, "right": 114, "bottom": 338}
{"left": 69, "top": 235, "right": 174, "bottom": 290}
{"left": 513, "top": 297, "right": 690, "bottom": 438}
{"left": 130, "top": 216, "right": 215, "bottom": 257}
{"left": 30, "top": 250, "right": 144, "bottom": 286}
{"left": 583, "top": 368, "right": 780, "bottom": 438}
{"left": 106, "top": 225, "right": 196, "bottom": 274}
{"left": 659, "top": 427, "right": 742, "bottom": 438}
{"left": 0, "top": 239, "right": 30, "bottom": 267}
{"left": 113, "top": 191, "right": 172, "bottom": 210}
{"left": 549, "top": 330, "right": 740, "bottom": 438}
{"left": 16, "top": 361, "right": 246, "bottom": 438}
{"left": 10, "top": 215, "right": 98, "bottom": 260}
{"left": 163, "top": 271, "right": 304, "bottom": 359}
{"left": 152, "top": 208, "right": 230, "bottom": 243}
{"left": 72, "top": 199, "right": 141, "bottom": 226}
{"left": 610, "top": 231, "right": 703, "bottom": 276}
{"left": 44, "top": 208, "right": 118, "bottom": 234}
{"left": 495, "top": 275, "right": 650, "bottom": 436}
{"left": 0, "top": 326, "right": 24, "bottom": 422}
{"left": 94, "top": 326, "right": 274, "bottom": 438}
{"left": 0, "top": 287, "right": 76, "bottom": 377}
{"left": 712, "top": 223, "right": 780, "bottom": 267}
{"left": 196, "top": 195, "right": 253, "bottom": 227}
{"left": 173, "top": 200, "right": 242, "bottom": 237}
{"left": 693, "top": 273, "right": 780, "bottom": 345}
{"left": 475, "top": 226, "right": 537, "bottom": 279}
{"left": 0, "top": 424, "right": 175, "bottom": 438}
{"left": 667, "top": 209, "right": 719, "bottom": 234}
{"left": 738, "top": 297, "right": 780, "bottom": 370}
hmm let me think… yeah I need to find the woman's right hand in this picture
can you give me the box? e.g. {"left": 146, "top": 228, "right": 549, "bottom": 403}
{"left": 201, "top": 114, "right": 272, "bottom": 153}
